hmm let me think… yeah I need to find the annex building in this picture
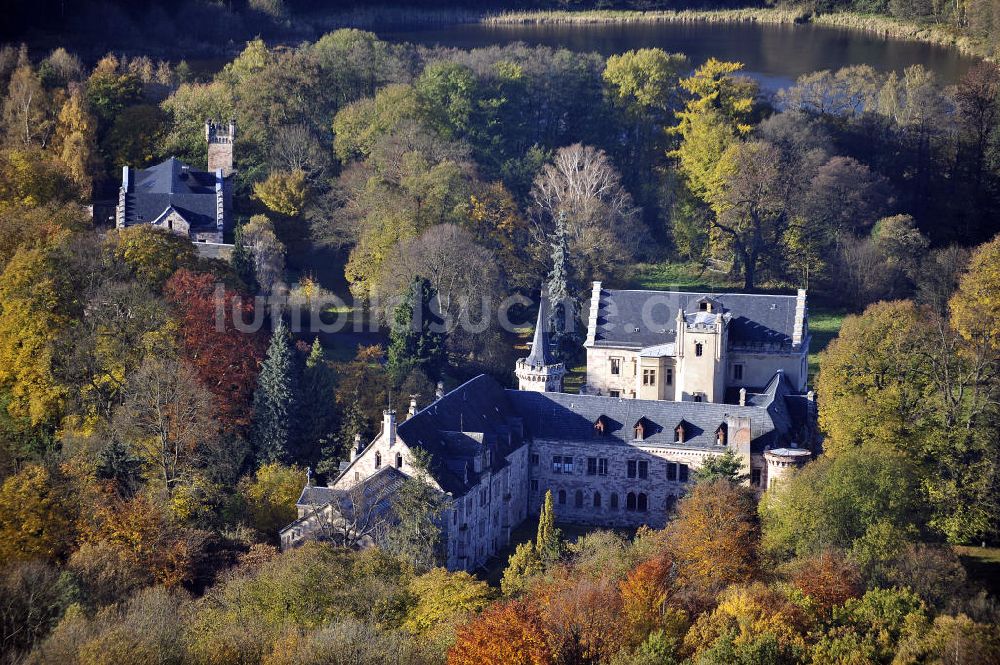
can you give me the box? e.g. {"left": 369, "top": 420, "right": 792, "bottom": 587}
{"left": 115, "top": 120, "right": 235, "bottom": 243}
{"left": 282, "top": 286, "right": 817, "bottom": 572}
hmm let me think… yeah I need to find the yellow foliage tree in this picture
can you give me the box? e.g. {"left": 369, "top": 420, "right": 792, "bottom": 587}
{"left": 54, "top": 87, "right": 100, "bottom": 198}
{"left": 0, "top": 464, "right": 78, "bottom": 562}
{"left": 404, "top": 567, "right": 494, "bottom": 650}
{"left": 253, "top": 169, "right": 308, "bottom": 217}
{"left": 239, "top": 462, "right": 305, "bottom": 537}
{"left": 950, "top": 233, "right": 1000, "bottom": 349}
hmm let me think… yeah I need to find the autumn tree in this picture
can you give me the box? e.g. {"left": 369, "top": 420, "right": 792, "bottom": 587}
{"left": 0, "top": 464, "right": 78, "bottom": 563}
{"left": 238, "top": 462, "right": 304, "bottom": 538}
{"left": 665, "top": 479, "right": 759, "bottom": 606}
{"left": 253, "top": 169, "right": 309, "bottom": 217}
{"left": 53, "top": 86, "right": 99, "bottom": 197}
{"left": 448, "top": 600, "right": 553, "bottom": 665}
{"left": 237, "top": 214, "right": 285, "bottom": 297}
{"left": 618, "top": 553, "right": 680, "bottom": 648}
{"left": 790, "top": 550, "right": 863, "bottom": 616}
{"left": 113, "top": 355, "right": 220, "bottom": 499}
{"left": 164, "top": 269, "right": 265, "bottom": 429}
{"left": 530, "top": 143, "right": 649, "bottom": 280}
{"left": 403, "top": 567, "right": 493, "bottom": 650}
{"left": 105, "top": 225, "right": 197, "bottom": 293}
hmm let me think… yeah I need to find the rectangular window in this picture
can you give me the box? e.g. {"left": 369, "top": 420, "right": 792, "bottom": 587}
{"left": 552, "top": 455, "right": 563, "bottom": 474}
{"left": 679, "top": 464, "right": 689, "bottom": 483}
{"left": 587, "top": 457, "right": 597, "bottom": 476}
{"left": 610, "top": 357, "right": 622, "bottom": 375}
{"left": 609, "top": 390, "right": 620, "bottom": 398}
{"left": 733, "top": 364, "right": 744, "bottom": 381}
{"left": 531, "top": 453, "right": 539, "bottom": 466}
{"left": 693, "top": 394, "right": 703, "bottom": 403}
{"left": 751, "top": 469, "right": 761, "bottom": 487}
{"left": 642, "top": 369, "right": 656, "bottom": 386}
{"left": 627, "top": 460, "right": 637, "bottom": 479}
{"left": 563, "top": 456, "right": 574, "bottom": 474}
{"left": 665, "top": 368, "right": 673, "bottom": 385}
{"left": 638, "top": 461, "right": 649, "bottom": 480}
{"left": 667, "top": 462, "right": 677, "bottom": 481}
{"left": 597, "top": 458, "right": 608, "bottom": 476}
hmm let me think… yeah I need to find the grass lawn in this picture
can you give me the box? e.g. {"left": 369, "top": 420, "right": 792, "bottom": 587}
{"left": 807, "top": 306, "right": 848, "bottom": 382}
{"left": 955, "top": 545, "right": 1000, "bottom": 597}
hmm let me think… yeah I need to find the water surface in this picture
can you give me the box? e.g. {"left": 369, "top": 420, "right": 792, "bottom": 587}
{"left": 378, "top": 21, "right": 977, "bottom": 90}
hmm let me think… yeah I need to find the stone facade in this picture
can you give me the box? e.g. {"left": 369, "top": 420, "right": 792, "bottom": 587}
{"left": 584, "top": 285, "right": 810, "bottom": 402}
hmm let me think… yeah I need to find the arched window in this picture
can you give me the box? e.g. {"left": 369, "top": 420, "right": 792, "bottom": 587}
{"left": 610, "top": 493, "right": 618, "bottom": 509}
{"left": 395, "top": 453, "right": 403, "bottom": 469}
{"left": 695, "top": 342, "right": 704, "bottom": 357}
{"left": 637, "top": 493, "right": 648, "bottom": 512}
{"left": 575, "top": 490, "right": 583, "bottom": 508}
{"left": 626, "top": 492, "right": 637, "bottom": 511}
{"left": 375, "top": 451, "right": 381, "bottom": 468}
{"left": 593, "top": 492, "right": 602, "bottom": 508}
{"left": 558, "top": 489, "right": 566, "bottom": 505}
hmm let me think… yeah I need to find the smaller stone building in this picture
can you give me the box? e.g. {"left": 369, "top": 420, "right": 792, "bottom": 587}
{"left": 115, "top": 120, "right": 235, "bottom": 243}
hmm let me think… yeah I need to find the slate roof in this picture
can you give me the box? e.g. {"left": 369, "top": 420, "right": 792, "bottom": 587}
{"left": 121, "top": 157, "right": 220, "bottom": 231}
{"left": 389, "top": 372, "right": 811, "bottom": 497}
{"left": 396, "top": 375, "right": 525, "bottom": 496}
{"left": 506, "top": 371, "right": 798, "bottom": 453}
{"left": 588, "top": 288, "right": 801, "bottom": 351}
{"left": 523, "top": 290, "right": 556, "bottom": 368}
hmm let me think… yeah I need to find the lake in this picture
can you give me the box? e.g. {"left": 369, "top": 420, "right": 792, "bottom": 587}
{"left": 377, "top": 21, "right": 978, "bottom": 91}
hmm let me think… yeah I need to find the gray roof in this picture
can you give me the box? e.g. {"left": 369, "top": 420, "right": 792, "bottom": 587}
{"left": 589, "top": 289, "right": 801, "bottom": 351}
{"left": 507, "top": 370, "right": 799, "bottom": 453}
{"left": 391, "top": 372, "right": 811, "bottom": 497}
{"left": 523, "top": 290, "right": 556, "bottom": 368}
{"left": 121, "top": 157, "right": 220, "bottom": 231}
{"left": 396, "top": 375, "right": 525, "bottom": 496}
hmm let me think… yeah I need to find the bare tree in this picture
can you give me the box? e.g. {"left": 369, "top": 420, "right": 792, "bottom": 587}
{"left": 113, "top": 356, "right": 220, "bottom": 498}
{"left": 270, "top": 123, "right": 329, "bottom": 179}
{"left": 241, "top": 214, "right": 285, "bottom": 297}
{"left": 530, "top": 144, "right": 649, "bottom": 280}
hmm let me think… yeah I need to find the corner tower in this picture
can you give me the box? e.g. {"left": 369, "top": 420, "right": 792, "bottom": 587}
{"left": 515, "top": 291, "right": 565, "bottom": 393}
{"left": 206, "top": 119, "right": 236, "bottom": 176}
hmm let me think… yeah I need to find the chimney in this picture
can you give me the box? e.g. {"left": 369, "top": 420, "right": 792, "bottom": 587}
{"left": 728, "top": 415, "right": 753, "bottom": 470}
{"left": 435, "top": 381, "right": 445, "bottom": 399}
{"left": 383, "top": 409, "right": 396, "bottom": 447}
{"left": 792, "top": 289, "right": 807, "bottom": 350}
{"left": 408, "top": 394, "right": 419, "bottom": 418}
{"left": 350, "top": 433, "right": 362, "bottom": 461}
{"left": 739, "top": 388, "right": 747, "bottom": 406}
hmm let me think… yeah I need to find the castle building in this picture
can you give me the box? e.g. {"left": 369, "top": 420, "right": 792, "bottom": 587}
{"left": 281, "top": 288, "right": 816, "bottom": 571}
{"left": 582, "top": 283, "right": 810, "bottom": 402}
{"left": 115, "top": 120, "right": 235, "bottom": 243}
{"left": 515, "top": 291, "right": 566, "bottom": 393}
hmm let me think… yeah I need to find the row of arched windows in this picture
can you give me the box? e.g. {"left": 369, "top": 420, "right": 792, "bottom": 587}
{"left": 555, "top": 489, "right": 648, "bottom": 513}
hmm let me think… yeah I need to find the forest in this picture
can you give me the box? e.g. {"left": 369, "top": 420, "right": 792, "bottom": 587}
{"left": 1, "top": 21, "right": 999, "bottom": 665}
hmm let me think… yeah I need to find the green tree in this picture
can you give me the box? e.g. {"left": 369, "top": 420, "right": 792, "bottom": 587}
{"left": 385, "top": 449, "right": 448, "bottom": 573}
{"left": 694, "top": 449, "right": 744, "bottom": 484}
{"left": 535, "top": 489, "right": 562, "bottom": 563}
{"left": 416, "top": 61, "right": 477, "bottom": 140}
{"left": 547, "top": 211, "right": 578, "bottom": 359}
{"left": 387, "top": 277, "right": 447, "bottom": 384}
{"left": 238, "top": 462, "right": 304, "bottom": 539}
{"left": 501, "top": 541, "right": 544, "bottom": 597}
{"left": 252, "top": 319, "right": 299, "bottom": 464}
{"left": 298, "top": 338, "right": 338, "bottom": 463}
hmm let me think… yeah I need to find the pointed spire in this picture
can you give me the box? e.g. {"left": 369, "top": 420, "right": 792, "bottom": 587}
{"left": 525, "top": 288, "right": 555, "bottom": 368}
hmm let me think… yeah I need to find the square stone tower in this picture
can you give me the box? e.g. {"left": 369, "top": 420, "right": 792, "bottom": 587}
{"left": 205, "top": 119, "right": 236, "bottom": 176}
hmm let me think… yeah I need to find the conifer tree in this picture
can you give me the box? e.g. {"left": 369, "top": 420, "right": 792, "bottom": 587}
{"left": 548, "top": 211, "right": 578, "bottom": 359}
{"left": 387, "top": 277, "right": 447, "bottom": 384}
{"left": 297, "top": 338, "right": 337, "bottom": 464}
{"left": 231, "top": 224, "right": 257, "bottom": 292}
{"left": 535, "top": 489, "right": 562, "bottom": 563}
{"left": 251, "top": 319, "right": 298, "bottom": 464}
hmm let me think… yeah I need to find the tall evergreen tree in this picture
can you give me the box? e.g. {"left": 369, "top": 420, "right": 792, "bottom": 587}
{"left": 535, "top": 489, "right": 562, "bottom": 563}
{"left": 231, "top": 224, "right": 257, "bottom": 293}
{"left": 297, "top": 338, "right": 337, "bottom": 463}
{"left": 547, "top": 211, "right": 579, "bottom": 359}
{"left": 251, "top": 319, "right": 298, "bottom": 464}
{"left": 387, "top": 277, "right": 447, "bottom": 384}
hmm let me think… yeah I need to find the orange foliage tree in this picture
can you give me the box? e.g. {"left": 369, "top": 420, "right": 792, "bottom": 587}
{"left": 536, "top": 575, "right": 627, "bottom": 664}
{"left": 164, "top": 269, "right": 265, "bottom": 429}
{"left": 665, "top": 479, "right": 759, "bottom": 608}
{"left": 448, "top": 600, "right": 553, "bottom": 665}
{"left": 791, "top": 549, "right": 863, "bottom": 616}
{"left": 619, "top": 553, "right": 678, "bottom": 646}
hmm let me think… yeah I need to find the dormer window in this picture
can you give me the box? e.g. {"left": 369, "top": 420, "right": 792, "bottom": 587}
{"left": 634, "top": 417, "right": 653, "bottom": 441}
{"left": 699, "top": 301, "right": 708, "bottom": 311}
{"left": 716, "top": 424, "right": 727, "bottom": 446}
{"left": 594, "top": 415, "right": 609, "bottom": 436}
{"left": 674, "top": 423, "right": 685, "bottom": 443}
